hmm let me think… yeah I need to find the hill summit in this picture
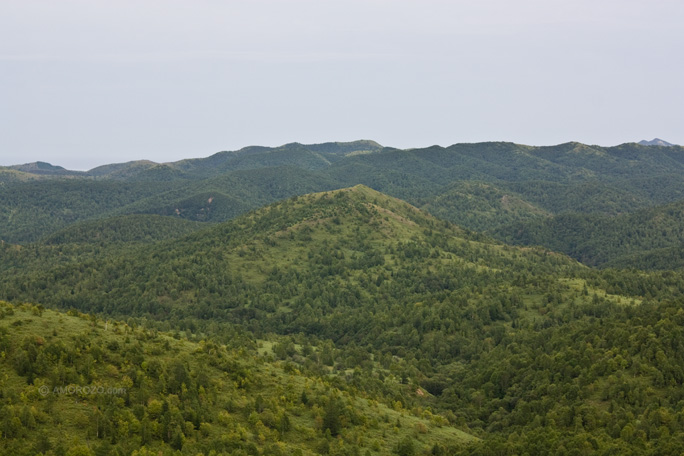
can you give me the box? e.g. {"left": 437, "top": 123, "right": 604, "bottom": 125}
{"left": 8, "top": 161, "right": 76, "bottom": 175}
{"left": 638, "top": 138, "right": 676, "bottom": 146}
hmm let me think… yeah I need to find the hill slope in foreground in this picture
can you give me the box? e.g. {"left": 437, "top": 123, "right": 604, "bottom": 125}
{"left": 0, "top": 301, "right": 475, "bottom": 455}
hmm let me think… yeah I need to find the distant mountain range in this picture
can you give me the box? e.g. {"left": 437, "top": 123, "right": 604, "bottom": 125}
{"left": 2, "top": 139, "right": 684, "bottom": 268}
{"left": 4, "top": 139, "right": 681, "bottom": 173}
{"left": 638, "top": 138, "right": 677, "bottom": 147}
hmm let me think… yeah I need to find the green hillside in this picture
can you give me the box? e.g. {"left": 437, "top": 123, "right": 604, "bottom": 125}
{"left": 0, "top": 185, "right": 584, "bottom": 323}
{"left": 87, "top": 160, "right": 159, "bottom": 179}
{"left": 0, "top": 179, "right": 182, "bottom": 244}
{"left": 3, "top": 186, "right": 684, "bottom": 453}
{"left": 0, "top": 168, "right": 45, "bottom": 184}
{"left": 42, "top": 214, "right": 204, "bottom": 245}
{"left": 0, "top": 301, "right": 474, "bottom": 456}
{"left": 419, "top": 181, "right": 549, "bottom": 232}
{"left": 169, "top": 140, "right": 384, "bottom": 178}
{"left": 495, "top": 199, "right": 684, "bottom": 269}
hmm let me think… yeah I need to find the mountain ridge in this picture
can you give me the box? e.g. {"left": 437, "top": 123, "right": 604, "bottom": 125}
{"left": 5, "top": 139, "right": 683, "bottom": 175}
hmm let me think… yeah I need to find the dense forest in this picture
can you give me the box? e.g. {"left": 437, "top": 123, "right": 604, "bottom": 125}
{"left": 2, "top": 141, "right": 684, "bottom": 454}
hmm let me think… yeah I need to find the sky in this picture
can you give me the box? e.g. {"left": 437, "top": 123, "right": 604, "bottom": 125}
{"left": 1, "top": 0, "right": 683, "bottom": 170}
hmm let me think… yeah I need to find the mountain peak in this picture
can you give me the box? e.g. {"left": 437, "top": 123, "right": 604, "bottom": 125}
{"left": 7, "top": 161, "right": 83, "bottom": 176}
{"left": 10, "top": 161, "right": 63, "bottom": 171}
{"left": 638, "top": 138, "right": 676, "bottom": 147}
{"left": 207, "top": 185, "right": 448, "bottom": 257}
{"left": 307, "top": 184, "right": 419, "bottom": 211}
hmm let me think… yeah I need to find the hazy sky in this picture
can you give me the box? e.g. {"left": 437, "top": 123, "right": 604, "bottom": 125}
{"left": 2, "top": 0, "right": 682, "bottom": 170}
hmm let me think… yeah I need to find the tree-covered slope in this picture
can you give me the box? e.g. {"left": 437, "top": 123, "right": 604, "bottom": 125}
{"left": 0, "top": 179, "right": 184, "bottom": 244}
{"left": 0, "top": 185, "right": 584, "bottom": 322}
{"left": 419, "top": 181, "right": 549, "bottom": 232}
{"left": 167, "top": 140, "right": 384, "bottom": 178}
{"left": 42, "top": 214, "right": 204, "bottom": 245}
{"left": 86, "top": 160, "right": 159, "bottom": 179}
{"left": 495, "top": 199, "right": 684, "bottom": 269}
{"left": 0, "top": 301, "right": 474, "bottom": 456}
{"left": 0, "top": 168, "right": 46, "bottom": 184}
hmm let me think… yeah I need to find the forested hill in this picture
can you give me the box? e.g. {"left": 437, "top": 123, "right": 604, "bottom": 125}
{"left": 2, "top": 185, "right": 684, "bottom": 453}
{"left": 2, "top": 141, "right": 684, "bottom": 270}
{"left": 0, "top": 184, "right": 586, "bottom": 324}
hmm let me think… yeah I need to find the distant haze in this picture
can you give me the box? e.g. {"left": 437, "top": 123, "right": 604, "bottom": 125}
{"left": 2, "top": 0, "right": 683, "bottom": 170}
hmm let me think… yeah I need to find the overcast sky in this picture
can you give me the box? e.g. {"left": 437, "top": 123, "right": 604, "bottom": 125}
{"left": 1, "top": 0, "right": 682, "bottom": 170}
